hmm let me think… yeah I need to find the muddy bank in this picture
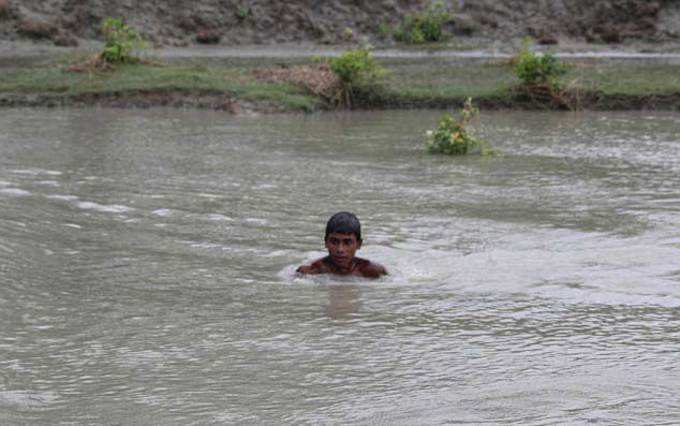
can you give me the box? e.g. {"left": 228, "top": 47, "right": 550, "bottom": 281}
{"left": 1, "top": 0, "right": 679, "bottom": 48}
{"left": 0, "top": 90, "right": 304, "bottom": 113}
{"left": 2, "top": 89, "right": 678, "bottom": 113}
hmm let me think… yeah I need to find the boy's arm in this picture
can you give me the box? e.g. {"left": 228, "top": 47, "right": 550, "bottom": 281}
{"left": 296, "top": 264, "right": 316, "bottom": 274}
{"left": 296, "top": 258, "right": 328, "bottom": 275}
{"left": 361, "top": 261, "right": 387, "bottom": 279}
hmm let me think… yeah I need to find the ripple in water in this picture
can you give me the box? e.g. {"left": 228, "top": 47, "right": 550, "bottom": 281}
{"left": 0, "top": 109, "right": 679, "bottom": 425}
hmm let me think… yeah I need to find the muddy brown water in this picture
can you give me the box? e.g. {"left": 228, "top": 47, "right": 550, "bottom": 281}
{"left": 1, "top": 108, "right": 680, "bottom": 424}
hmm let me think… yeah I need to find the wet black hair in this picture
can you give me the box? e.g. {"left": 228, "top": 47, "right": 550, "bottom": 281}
{"left": 325, "top": 211, "right": 362, "bottom": 241}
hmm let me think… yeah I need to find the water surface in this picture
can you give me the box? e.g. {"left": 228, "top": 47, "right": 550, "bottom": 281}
{"left": 1, "top": 108, "right": 679, "bottom": 424}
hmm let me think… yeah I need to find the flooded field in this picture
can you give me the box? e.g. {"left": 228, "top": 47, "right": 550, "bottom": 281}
{"left": 1, "top": 108, "right": 679, "bottom": 424}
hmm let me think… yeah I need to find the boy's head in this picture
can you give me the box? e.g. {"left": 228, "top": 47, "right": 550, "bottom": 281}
{"left": 325, "top": 212, "right": 362, "bottom": 242}
{"left": 324, "top": 212, "right": 362, "bottom": 267}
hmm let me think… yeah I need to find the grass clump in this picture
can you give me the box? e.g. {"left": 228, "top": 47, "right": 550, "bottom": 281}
{"left": 514, "top": 42, "right": 569, "bottom": 89}
{"left": 393, "top": 1, "right": 449, "bottom": 44}
{"left": 512, "top": 38, "right": 574, "bottom": 108}
{"left": 67, "top": 17, "right": 148, "bottom": 72}
{"left": 329, "top": 48, "right": 387, "bottom": 107}
{"left": 100, "top": 17, "right": 146, "bottom": 64}
{"left": 426, "top": 98, "right": 490, "bottom": 155}
{"left": 377, "top": 22, "right": 391, "bottom": 40}
{"left": 235, "top": 6, "right": 250, "bottom": 21}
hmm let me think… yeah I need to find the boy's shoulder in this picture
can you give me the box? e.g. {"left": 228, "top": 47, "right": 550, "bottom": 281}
{"left": 296, "top": 256, "right": 387, "bottom": 278}
{"left": 296, "top": 257, "right": 331, "bottom": 275}
{"left": 353, "top": 257, "right": 387, "bottom": 278}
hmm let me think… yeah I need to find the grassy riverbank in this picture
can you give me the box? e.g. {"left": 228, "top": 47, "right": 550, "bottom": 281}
{"left": 2, "top": 56, "right": 680, "bottom": 111}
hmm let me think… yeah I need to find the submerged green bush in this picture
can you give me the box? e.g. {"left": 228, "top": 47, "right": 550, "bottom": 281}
{"left": 329, "top": 48, "right": 386, "bottom": 107}
{"left": 393, "top": 1, "right": 449, "bottom": 44}
{"left": 426, "top": 98, "right": 490, "bottom": 155}
{"left": 514, "top": 40, "right": 569, "bottom": 88}
{"left": 100, "top": 17, "right": 146, "bottom": 64}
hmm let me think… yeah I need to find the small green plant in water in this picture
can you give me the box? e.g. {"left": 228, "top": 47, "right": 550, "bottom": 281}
{"left": 514, "top": 39, "right": 569, "bottom": 88}
{"left": 100, "top": 17, "right": 146, "bottom": 63}
{"left": 329, "top": 48, "right": 386, "bottom": 107}
{"left": 426, "top": 98, "right": 490, "bottom": 155}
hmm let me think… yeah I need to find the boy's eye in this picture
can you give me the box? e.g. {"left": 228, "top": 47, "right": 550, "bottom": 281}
{"left": 343, "top": 239, "right": 353, "bottom": 245}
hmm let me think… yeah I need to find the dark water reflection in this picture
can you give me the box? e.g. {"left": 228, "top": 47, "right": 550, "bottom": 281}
{"left": 1, "top": 108, "right": 679, "bottom": 424}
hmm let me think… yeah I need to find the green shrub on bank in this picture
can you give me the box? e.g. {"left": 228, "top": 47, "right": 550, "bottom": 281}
{"left": 329, "top": 48, "right": 387, "bottom": 107}
{"left": 426, "top": 98, "right": 490, "bottom": 155}
{"left": 393, "top": 1, "right": 449, "bottom": 44}
{"left": 377, "top": 22, "right": 391, "bottom": 40}
{"left": 101, "top": 17, "right": 146, "bottom": 64}
{"left": 514, "top": 40, "right": 569, "bottom": 88}
{"left": 236, "top": 6, "right": 250, "bottom": 20}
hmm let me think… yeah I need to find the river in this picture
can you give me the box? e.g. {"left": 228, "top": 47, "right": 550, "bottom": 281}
{"left": 1, "top": 108, "right": 679, "bottom": 424}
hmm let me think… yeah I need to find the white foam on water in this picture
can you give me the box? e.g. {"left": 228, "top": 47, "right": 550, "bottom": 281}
{"left": 152, "top": 208, "right": 172, "bottom": 217}
{"left": 11, "top": 169, "right": 40, "bottom": 175}
{"left": 254, "top": 183, "right": 277, "bottom": 189}
{"left": 0, "top": 188, "right": 31, "bottom": 196}
{"left": 46, "top": 194, "right": 79, "bottom": 201}
{"left": 207, "top": 213, "right": 234, "bottom": 221}
{"left": 33, "top": 324, "right": 53, "bottom": 330}
{"left": 10, "top": 169, "right": 62, "bottom": 176}
{"left": 0, "top": 180, "right": 11, "bottom": 186}
{"left": 0, "top": 390, "right": 59, "bottom": 409}
{"left": 244, "top": 218, "right": 268, "bottom": 225}
{"left": 280, "top": 263, "right": 392, "bottom": 287}
{"left": 63, "top": 223, "right": 82, "bottom": 229}
{"left": 76, "top": 201, "right": 132, "bottom": 213}
{"left": 264, "top": 249, "right": 295, "bottom": 258}
{"left": 35, "top": 180, "right": 60, "bottom": 187}
{"left": 190, "top": 241, "right": 222, "bottom": 249}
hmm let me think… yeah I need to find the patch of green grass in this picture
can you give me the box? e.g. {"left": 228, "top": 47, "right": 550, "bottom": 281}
{"left": 382, "top": 60, "right": 515, "bottom": 101}
{"left": 234, "top": 82, "right": 321, "bottom": 112}
{"left": 565, "top": 62, "right": 680, "bottom": 95}
{"left": 0, "top": 62, "right": 319, "bottom": 111}
{"left": 0, "top": 67, "right": 84, "bottom": 93}
{"left": 2, "top": 57, "right": 679, "bottom": 111}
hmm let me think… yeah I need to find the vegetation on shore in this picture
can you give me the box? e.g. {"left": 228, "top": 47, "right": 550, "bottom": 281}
{"left": 1, "top": 17, "right": 677, "bottom": 113}
{"left": 1, "top": 51, "right": 680, "bottom": 112}
{"left": 391, "top": 1, "right": 451, "bottom": 44}
{"left": 329, "top": 48, "right": 387, "bottom": 107}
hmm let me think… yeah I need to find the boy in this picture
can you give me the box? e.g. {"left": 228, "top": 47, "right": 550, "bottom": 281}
{"left": 297, "top": 212, "right": 387, "bottom": 279}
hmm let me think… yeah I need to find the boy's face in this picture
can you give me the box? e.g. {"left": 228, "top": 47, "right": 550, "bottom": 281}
{"left": 325, "top": 232, "right": 361, "bottom": 268}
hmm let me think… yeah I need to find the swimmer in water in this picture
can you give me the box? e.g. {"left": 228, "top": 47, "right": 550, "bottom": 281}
{"left": 297, "top": 212, "right": 387, "bottom": 279}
